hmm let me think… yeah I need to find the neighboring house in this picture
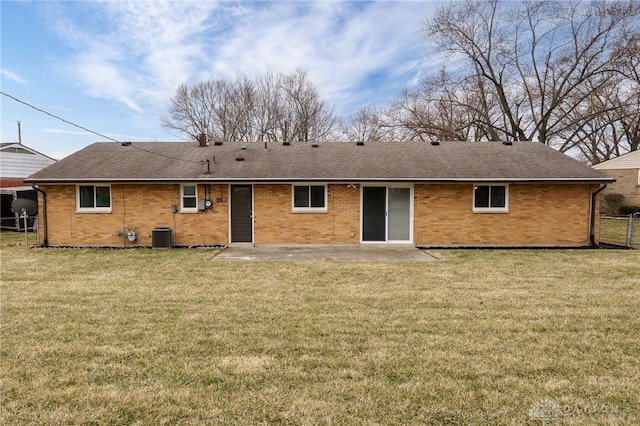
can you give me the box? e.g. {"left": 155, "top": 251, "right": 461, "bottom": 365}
{"left": 592, "top": 150, "right": 640, "bottom": 207}
{"left": 1, "top": 142, "right": 57, "bottom": 230}
{"left": 26, "top": 140, "right": 612, "bottom": 248}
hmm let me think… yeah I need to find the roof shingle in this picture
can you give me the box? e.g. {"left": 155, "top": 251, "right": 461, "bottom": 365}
{"left": 26, "top": 140, "right": 612, "bottom": 183}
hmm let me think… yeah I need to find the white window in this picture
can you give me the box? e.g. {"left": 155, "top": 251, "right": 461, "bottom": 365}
{"left": 76, "top": 185, "right": 111, "bottom": 213}
{"left": 473, "top": 184, "right": 509, "bottom": 213}
{"left": 181, "top": 184, "right": 198, "bottom": 213}
{"left": 292, "top": 184, "right": 327, "bottom": 213}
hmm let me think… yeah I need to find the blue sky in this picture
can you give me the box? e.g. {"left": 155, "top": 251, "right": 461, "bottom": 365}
{"left": 1, "top": 1, "right": 441, "bottom": 159}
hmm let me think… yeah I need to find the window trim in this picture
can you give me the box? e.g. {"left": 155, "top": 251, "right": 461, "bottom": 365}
{"left": 181, "top": 184, "right": 198, "bottom": 213}
{"left": 76, "top": 184, "right": 112, "bottom": 213}
{"left": 291, "top": 183, "right": 328, "bottom": 213}
{"left": 472, "top": 184, "right": 509, "bottom": 213}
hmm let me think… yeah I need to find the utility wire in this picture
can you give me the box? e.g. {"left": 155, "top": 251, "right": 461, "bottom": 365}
{"left": 1, "top": 91, "right": 201, "bottom": 164}
{"left": 2, "top": 91, "right": 121, "bottom": 142}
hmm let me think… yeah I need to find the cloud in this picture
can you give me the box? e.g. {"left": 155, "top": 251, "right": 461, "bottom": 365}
{"left": 43, "top": 127, "right": 149, "bottom": 141}
{"left": 44, "top": 1, "right": 436, "bottom": 120}
{"left": 47, "top": 1, "right": 219, "bottom": 114}
{"left": 1, "top": 69, "right": 27, "bottom": 84}
{"left": 202, "top": 1, "right": 436, "bottom": 114}
{"left": 42, "top": 128, "right": 92, "bottom": 135}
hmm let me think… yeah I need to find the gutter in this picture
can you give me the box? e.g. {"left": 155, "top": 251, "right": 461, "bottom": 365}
{"left": 31, "top": 185, "right": 48, "bottom": 247}
{"left": 24, "top": 177, "right": 616, "bottom": 184}
{"left": 589, "top": 183, "right": 608, "bottom": 247}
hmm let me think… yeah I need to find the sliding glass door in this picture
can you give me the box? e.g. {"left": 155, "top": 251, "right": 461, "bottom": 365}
{"left": 362, "top": 186, "right": 412, "bottom": 243}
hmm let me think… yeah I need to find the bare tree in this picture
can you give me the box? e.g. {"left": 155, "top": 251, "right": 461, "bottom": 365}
{"left": 558, "top": 73, "right": 639, "bottom": 163}
{"left": 556, "top": 28, "right": 640, "bottom": 163}
{"left": 613, "top": 30, "right": 640, "bottom": 153}
{"left": 163, "top": 82, "right": 214, "bottom": 142}
{"left": 341, "top": 105, "right": 387, "bottom": 142}
{"left": 279, "top": 69, "right": 337, "bottom": 142}
{"left": 419, "top": 0, "right": 640, "bottom": 148}
{"left": 162, "top": 69, "right": 338, "bottom": 143}
{"left": 385, "top": 69, "right": 506, "bottom": 142}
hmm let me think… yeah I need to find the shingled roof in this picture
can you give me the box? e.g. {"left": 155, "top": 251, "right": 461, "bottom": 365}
{"left": 26, "top": 140, "right": 612, "bottom": 183}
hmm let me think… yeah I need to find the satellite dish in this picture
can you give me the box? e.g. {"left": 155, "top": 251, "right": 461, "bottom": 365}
{"left": 11, "top": 198, "right": 38, "bottom": 216}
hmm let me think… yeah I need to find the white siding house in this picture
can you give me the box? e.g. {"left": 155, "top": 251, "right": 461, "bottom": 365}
{"left": 1, "top": 143, "right": 57, "bottom": 230}
{"left": 0, "top": 143, "right": 57, "bottom": 180}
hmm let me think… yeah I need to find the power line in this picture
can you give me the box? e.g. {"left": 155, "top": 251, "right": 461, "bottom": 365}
{"left": 1, "top": 91, "right": 121, "bottom": 143}
{"left": 1, "top": 91, "right": 200, "bottom": 164}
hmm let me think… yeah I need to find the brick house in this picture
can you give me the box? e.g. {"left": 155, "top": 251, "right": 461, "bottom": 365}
{"left": 592, "top": 150, "right": 640, "bottom": 207}
{"left": 26, "top": 140, "right": 613, "bottom": 247}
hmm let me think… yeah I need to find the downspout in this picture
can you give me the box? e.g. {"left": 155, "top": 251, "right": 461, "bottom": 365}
{"left": 31, "top": 185, "right": 48, "bottom": 247}
{"left": 589, "top": 183, "right": 608, "bottom": 247}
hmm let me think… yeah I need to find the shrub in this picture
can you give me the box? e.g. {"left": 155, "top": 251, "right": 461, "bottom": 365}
{"left": 618, "top": 205, "right": 640, "bottom": 216}
{"left": 601, "top": 193, "right": 625, "bottom": 216}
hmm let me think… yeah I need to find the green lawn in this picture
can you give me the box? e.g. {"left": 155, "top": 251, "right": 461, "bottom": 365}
{"left": 1, "top": 233, "right": 639, "bottom": 425}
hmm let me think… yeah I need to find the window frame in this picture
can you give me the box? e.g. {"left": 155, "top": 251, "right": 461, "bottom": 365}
{"left": 291, "top": 183, "right": 328, "bottom": 213}
{"left": 181, "top": 184, "right": 198, "bottom": 213}
{"left": 472, "top": 184, "right": 509, "bottom": 213}
{"left": 76, "top": 184, "right": 112, "bottom": 213}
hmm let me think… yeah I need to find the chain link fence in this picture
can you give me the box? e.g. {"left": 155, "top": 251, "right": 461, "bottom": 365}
{"left": 599, "top": 213, "right": 640, "bottom": 248}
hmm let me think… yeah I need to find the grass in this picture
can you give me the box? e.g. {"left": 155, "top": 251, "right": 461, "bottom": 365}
{"left": 1, "top": 232, "right": 639, "bottom": 425}
{"left": 600, "top": 216, "right": 640, "bottom": 247}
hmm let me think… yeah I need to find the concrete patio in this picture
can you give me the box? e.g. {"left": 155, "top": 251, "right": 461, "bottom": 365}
{"left": 212, "top": 245, "right": 436, "bottom": 261}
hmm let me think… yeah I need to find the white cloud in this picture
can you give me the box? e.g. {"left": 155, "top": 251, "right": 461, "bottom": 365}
{"left": 1, "top": 69, "right": 27, "bottom": 84}
{"left": 45, "top": 1, "right": 437, "bottom": 120}
{"left": 43, "top": 128, "right": 91, "bottom": 135}
{"left": 43, "top": 127, "right": 150, "bottom": 141}
{"left": 47, "top": 1, "right": 219, "bottom": 114}
{"left": 202, "top": 1, "right": 436, "bottom": 114}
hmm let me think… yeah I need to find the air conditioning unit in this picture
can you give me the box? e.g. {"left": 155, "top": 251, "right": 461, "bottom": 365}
{"left": 152, "top": 227, "right": 172, "bottom": 248}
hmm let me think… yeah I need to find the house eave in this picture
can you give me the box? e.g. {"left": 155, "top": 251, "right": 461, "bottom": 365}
{"left": 26, "top": 177, "right": 615, "bottom": 184}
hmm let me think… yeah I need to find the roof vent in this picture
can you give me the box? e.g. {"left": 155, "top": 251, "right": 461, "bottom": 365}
{"left": 356, "top": 141, "right": 364, "bottom": 146}
{"left": 237, "top": 146, "right": 246, "bottom": 161}
{"left": 502, "top": 141, "right": 513, "bottom": 146}
{"left": 214, "top": 141, "right": 223, "bottom": 146}
{"left": 430, "top": 140, "right": 440, "bottom": 146}
{"left": 283, "top": 141, "right": 290, "bottom": 146}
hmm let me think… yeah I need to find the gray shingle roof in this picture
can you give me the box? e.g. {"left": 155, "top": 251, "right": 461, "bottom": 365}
{"left": 26, "top": 140, "right": 612, "bottom": 183}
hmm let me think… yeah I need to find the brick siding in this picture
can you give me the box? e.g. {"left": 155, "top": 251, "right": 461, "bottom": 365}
{"left": 414, "top": 183, "right": 594, "bottom": 246}
{"left": 597, "top": 168, "right": 640, "bottom": 206}
{"left": 39, "top": 184, "right": 228, "bottom": 246}
{"left": 254, "top": 184, "right": 360, "bottom": 244}
{"left": 37, "top": 182, "right": 597, "bottom": 247}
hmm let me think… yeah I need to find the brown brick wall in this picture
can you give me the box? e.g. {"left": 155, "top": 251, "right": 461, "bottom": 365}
{"left": 37, "top": 182, "right": 597, "bottom": 247}
{"left": 414, "top": 183, "right": 595, "bottom": 246}
{"left": 597, "top": 168, "right": 640, "bottom": 206}
{"left": 38, "top": 184, "right": 229, "bottom": 246}
{"left": 254, "top": 184, "right": 360, "bottom": 244}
